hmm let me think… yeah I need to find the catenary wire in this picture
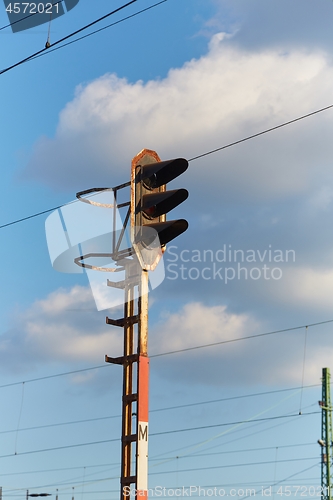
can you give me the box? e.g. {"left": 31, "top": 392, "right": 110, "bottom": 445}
{"left": 1, "top": 103, "right": 333, "bottom": 230}
{"left": 1, "top": 400, "right": 313, "bottom": 490}
{"left": 150, "top": 318, "right": 333, "bottom": 357}
{"left": 18, "top": 457, "right": 318, "bottom": 492}
{"left": 242, "top": 462, "right": 320, "bottom": 500}
{"left": 182, "top": 468, "right": 320, "bottom": 500}
{"left": 188, "top": 103, "right": 333, "bottom": 161}
{"left": 0, "top": 203, "right": 68, "bottom": 229}
{"left": 0, "top": 0, "right": 138, "bottom": 75}
{"left": 151, "top": 402, "right": 317, "bottom": 466}
{"left": 130, "top": 465, "right": 320, "bottom": 500}
{"left": 147, "top": 475, "right": 321, "bottom": 489}
{"left": 24, "top": 475, "right": 322, "bottom": 496}
{"left": 0, "top": 0, "right": 63, "bottom": 31}
{"left": 0, "top": 411, "right": 318, "bottom": 460}
{"left": 192, "top": 402, "right": 317, "bottom": 453}
{"left": 0, "top": 318, "right": 331, "bottom": 388}
{"left": 0, "top": 186, "right": 109, "bottom": 229}
{"left": 10, "top": 458, "right": 321, "bottom": 494}
{"left": 166, "top": 441, "right": 317, "bottom": 460}
{"left": 13, "top": 468, "right": 320, "bottom": 499}
{"left": 2, "top": 457, "right": 320, "bottom": 494}
{"left": 0, "top": 383, "right": 320, "bottom": 435}
{"left": 148, "top": 456, "right": 319, "bottom": 476}
{"left": 30, "top": 0, "right": 168, "bottom": 61}
{"left": 0, "top": 441, "right": 316, "bottom": 476}
{"left": 0, "top": 363, "right": 109, "bottom": 388}
{"left": 149, "top": 391, "right": 309, "bottom": 465}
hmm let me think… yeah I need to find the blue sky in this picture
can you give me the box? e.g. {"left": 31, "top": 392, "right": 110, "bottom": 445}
{"left": 1, "top": 0, "right": 333, "bottom": 497}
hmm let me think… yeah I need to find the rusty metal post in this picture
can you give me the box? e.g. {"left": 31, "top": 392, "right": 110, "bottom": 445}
{"left": 138, "top": 270, "right": 149, "bottom": 355}
{"left": 121, "top": 262, "right": 137, "bottom": 495}
{"left": 106, "top": 260, "right": 149, "bottom": 500}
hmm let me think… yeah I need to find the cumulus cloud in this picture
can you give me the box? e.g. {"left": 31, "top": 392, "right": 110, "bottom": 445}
{"left": 150, "top": 302, "right": 333, "bottom": 387}
{"left": 0, "top": 285, "right": 123, "bottom": 375}
{"left": 265, "top": 267, "right": 333, "bottom": 313}
{"left": 18, "top": 31, "right": 333, "bottom": 357}
{"left": 2, "top": 284, "right": 331, "bottom": 388}
{"left": 23, "top": 35, "right": 333, "bottom": 206}
{"left": 212, "top": 0, "right": 333, "bottom": 51}
{"left": 151, "top": 302, "right": 254, "bottom": 354}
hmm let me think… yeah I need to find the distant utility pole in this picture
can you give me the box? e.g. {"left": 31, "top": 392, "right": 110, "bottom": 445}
{"left": 318, "top": 367, "right": 333, "bottom": 500}
{"left": 26, "top": 492, "right": 51, "bottom": 498}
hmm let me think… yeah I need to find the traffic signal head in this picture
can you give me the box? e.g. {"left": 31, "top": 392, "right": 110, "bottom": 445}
{"left": 131, "top": 149, "right": 189, "bottom": 270}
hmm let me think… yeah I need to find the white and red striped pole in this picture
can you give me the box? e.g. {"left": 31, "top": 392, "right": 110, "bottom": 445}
{"left": 136, "top": 269, "right": 149, "bottom": 499}
{"left": 136, "top": 355, "right": 149, "bottom": 499}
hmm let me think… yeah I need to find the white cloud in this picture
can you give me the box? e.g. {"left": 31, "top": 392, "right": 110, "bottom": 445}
{"left": 267, "top": 267, "right": 333, "bottom": 312}
{"left": 210, "top": 0, "right": 333, "bottom": 52}
{"left": 23, "top": 36, "right": 333, "bottom": 206}
{"left": 150, "top": 302, "right": 333, "bottom": 387}
{"left": 0, "top": 286, "right": 123, "bottom": 375}
{"left": 307, "top": 186, "right": 333, "bottom": 211}
{"left": 17, "top": 32, "right": 333, "bottom": 364}
{"left": 2, "top": 285, "right": 332, "bottom": 387}
{"left": 151, "top": 302, "right": 254, "bottom": 353}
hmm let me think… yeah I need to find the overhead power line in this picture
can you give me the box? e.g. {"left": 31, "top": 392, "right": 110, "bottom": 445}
{"left": 0, "top": 0, "right": 63, "bottom": 32}
{"left": 30, "top": 0, "right": 168, "bottom": 62}
{"left": 0, "top": 411, "right": 318, "bottom": 460}
{"left": 188, "top": 103, "right": 333, "bottom": 161}
{"left": 0, "top": 204, "right": 65, "bottom": 229}
{"left": 1, "top": 101, "right": 333, "bottom": 231}
{"left": 150, "top": 318, "right": 333, "bottom": 358}
{"left": 8, "top": 457, "right": 319, "bottom": 493}
{"left": 0, "top": 0, "right": 168, "bottom": 75}
{"left": 0, "top": 363, "right": 110, "bottom": 388}
{"left": 0, "top": 317, "right": 331, "bottom": 389}
{"left": 0, "top": 385, "right": 319, "bottom": 436}
{"left": 0, "top": 0, "right": 138, "bottom": 75}
{"left": 0, "top": 436, "right": 119, "bottom": 459}
{"left": 168, "top": 441, "right": 317, "bottom": 460}
{"left": 0, "top": 441, "right": 316, "bottom": 477}
{"left": 150, "top": 384, "right": 320, "bottom": 411}
{"left": 11, "top": 458, "right": 321, "bottom": 493}
{"left": 148, "top": 456, "right": 319, "bottom": 476}
{"left": 149, "top": 411, "right": 319, "bottom": 437}
{"left": 4, "top": 463, "right": 321, "bottom": 498}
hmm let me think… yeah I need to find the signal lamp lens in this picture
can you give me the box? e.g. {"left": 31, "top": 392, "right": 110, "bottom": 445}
{"left": 143, "top": 206, "right": 157, "bottom": 219}
{"left": 143, "top": 173, "right": 158, "bottom": 190}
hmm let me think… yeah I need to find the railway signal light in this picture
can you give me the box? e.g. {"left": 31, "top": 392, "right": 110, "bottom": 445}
{"left": 131, "top": 149, "right": 189, "bottom": 270}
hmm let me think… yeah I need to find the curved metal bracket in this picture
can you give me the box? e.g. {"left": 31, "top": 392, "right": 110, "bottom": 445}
{"left": 74, "top": 253, "right": 125, "bottom": 272}
{"left": 76, "top": 188, "right": 114, "bottom": 208}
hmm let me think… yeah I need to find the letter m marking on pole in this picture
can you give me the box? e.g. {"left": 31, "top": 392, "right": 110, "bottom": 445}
{"left": 139, "top": 423, "right": 148, "bottom": 441}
